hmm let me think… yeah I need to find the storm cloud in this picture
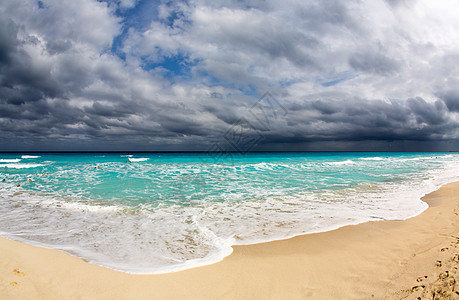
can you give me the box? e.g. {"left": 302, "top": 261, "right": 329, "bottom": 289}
{"left": 0, "top": 0, "right": 458, "bottom": 151}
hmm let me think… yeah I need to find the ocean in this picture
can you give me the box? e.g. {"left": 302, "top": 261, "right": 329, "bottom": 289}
{"left": 0, "top": 152, "right": 458, "bottom": 274}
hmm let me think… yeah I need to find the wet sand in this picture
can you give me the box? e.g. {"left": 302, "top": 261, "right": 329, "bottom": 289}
{"left": 1, "top": 182, "right": 459, "bottom": 299}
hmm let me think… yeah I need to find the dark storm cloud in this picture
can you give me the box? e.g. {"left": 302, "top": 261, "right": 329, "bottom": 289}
{"left": 439, "top": 90, "right": 459, "bottom": 113}
{"left": 0, "top": 0, "right": 458, "bottom": 151}
{"left": 0, "top": 18, "right": 18, "bottom": 64}
{"left": 84, "top": 101, "right": 137, "bottom": 118}
{"left": 253, "top": 96, "right": 456, "bottom": 148}
{"left": 0, "top": 19, "right": 63, "bottom": 104}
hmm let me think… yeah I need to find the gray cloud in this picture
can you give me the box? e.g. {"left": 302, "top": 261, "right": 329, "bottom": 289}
{"left": 0, "top": 0, "right": 458, "bottom": 151}
{"left": 270, "top": 96, "right": 453, "bottom": 141}
{"left": 0, "top": 18, "right": 17, "bottom": 64}
{"left": 349, "top": 51, "right": 401, "bottom": 76}
{"left": 439, "top": 90, "right": 459, "bottom": 113}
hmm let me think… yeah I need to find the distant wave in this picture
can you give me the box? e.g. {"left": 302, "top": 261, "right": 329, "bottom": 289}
{"left": 326, "top": 159, "right": 356, "bottom": 165}
{"left": 397, "top": 157, "right": 436, "bottom": 162}
{"left": 0, "top": 163, "right": 43, "bottom": 169}
{"left": 0, "top": 159, "right": 21, "bottom": 163}
{"left": 359, "top": 157, "right": 385, "bottom": 161}
{"left": 128, "top": 157, "right": 149, "bottom": 162}
{"left": 21, "top": 155, "right": 40, "bottom": 159}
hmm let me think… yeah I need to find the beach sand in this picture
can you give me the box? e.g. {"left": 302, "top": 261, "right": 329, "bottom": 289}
{"left": 1, "top": 182, "right": 459, "bottom": 299}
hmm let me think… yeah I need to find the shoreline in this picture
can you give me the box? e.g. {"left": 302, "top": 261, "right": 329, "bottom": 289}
{"left": 1, "top": 182, "right": 459, "bottom": 299}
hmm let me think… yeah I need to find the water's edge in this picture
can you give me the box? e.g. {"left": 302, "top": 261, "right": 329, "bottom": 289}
{"left": 1, "top": 152, "right": 458, "bottom": 274}
{"left": 1, "top": 178, "right": 456, "bottom": 275}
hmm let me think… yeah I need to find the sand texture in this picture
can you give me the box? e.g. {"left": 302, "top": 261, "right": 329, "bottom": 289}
{"left": 1, "top": 182, "right": 459, "bottom": 299}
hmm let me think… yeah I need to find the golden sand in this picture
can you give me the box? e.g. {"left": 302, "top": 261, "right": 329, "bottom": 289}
{"left": 1, "top": 182, "right": 459, "bottom": 299}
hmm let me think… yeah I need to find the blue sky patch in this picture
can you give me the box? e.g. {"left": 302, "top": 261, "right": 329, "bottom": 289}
{"left": 318, "top": 71, "right": 358, "bottom": 87}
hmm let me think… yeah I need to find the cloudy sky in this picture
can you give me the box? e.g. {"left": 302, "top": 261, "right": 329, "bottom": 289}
{"left": 0, "top": 0, "right": 458, "bottom": 151}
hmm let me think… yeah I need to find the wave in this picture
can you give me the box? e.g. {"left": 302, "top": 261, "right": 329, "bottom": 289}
{"left": 359, "top": 157, "right": 385, "bottom": 161}
{"left": 128, "top": 158, "right": 149, "bottom": 162}
{"left": 0, "top": 163, "right": 44, "bottom": 169}
{"left": 0, "top": 166, "right": 441, "bottom": 274}
{"left": 0, "top": 152, "right": 457, "bottom": 274}
{"left": 326, "top": 159, "right": 356, "bottom": 165}
{"left": 21, "top": 155, "right": 40, "bottom": 159}
{"left": 0, "top": 159, "right": 21, "bottom": 163}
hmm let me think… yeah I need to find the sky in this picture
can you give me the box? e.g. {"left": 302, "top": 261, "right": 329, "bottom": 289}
{"left": 0, "top": 0, "right": 458, "bottom": 152}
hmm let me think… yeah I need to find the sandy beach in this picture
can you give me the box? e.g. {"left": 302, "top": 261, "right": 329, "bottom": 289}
{"left": 1, "top": 182, "right": 458, "bottom": 299}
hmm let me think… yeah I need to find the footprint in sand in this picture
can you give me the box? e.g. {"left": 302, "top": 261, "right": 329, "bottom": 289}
{"left": 441, "top": 247, "right": 449, "bottom": 252}
{"left": 436, "top": 260, "right": 442, "bottom": 267}
{"left": 10, "top": 282, "right": 18, "bottom": 287}
{"left": 411, "top": 285, "right": 425, "bottom": 292}
{"left": 12, "top": 269, "right": 26, "bottom": 277}
{"left": 416, "top": 275, "right": 428, "bottom": 282}
{"left": 439, "top": 271, "right": 449, "bottom": 280}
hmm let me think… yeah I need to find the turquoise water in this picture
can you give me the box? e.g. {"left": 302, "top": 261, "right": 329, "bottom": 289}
{"left": 0, "top": 152, "right": 458, "bottom": 273}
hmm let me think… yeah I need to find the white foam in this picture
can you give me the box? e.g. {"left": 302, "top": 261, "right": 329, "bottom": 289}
{"left": 0, "top": 153, "right": 458, "bottom": 275}
{"left": 397, "top": 156, "right": 434, "bottom": 162}
{"left": 128, "top": 157, "right": 149, "bottom": 162}
{"left": 21, "top": 155, "right": 40, "bottom": 159}
{"left": 0, "top": 163, "right": 43, "bottom": 169}
{"left": 326, "top": 159, "right": 356, "bottom": 165}
{"left": 0, "top": 159, "right": 21, "bottom": 163}
{"left": 0, "top": 190, "right": 236, "bottom": 274}
{"left": 359, "top": 157, "right": 385, "bottom": 161}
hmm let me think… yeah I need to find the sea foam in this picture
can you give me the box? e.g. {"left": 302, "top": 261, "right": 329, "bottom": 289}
{"left": 128, "top": 157, "right": 149, "bottom": 162}
{"left": 0, "top": 152, "right": 458, "bottom": 274}
{"left": 0, "top": 163, "right": 43, "bottom": 169}
{"left": 0, "top": 159, "right": 21, "bottom": 163}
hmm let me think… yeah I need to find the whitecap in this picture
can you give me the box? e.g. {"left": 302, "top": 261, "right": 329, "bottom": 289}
{"left": 21, "top": 155, "right": 40, "bottom": 159}
{"left": 326, "top": 159, "right": 356, "bottom": 165}
{"left": 0, "top": 159, "right": 21, "bottom": 163}
{"left": 128, "top": 158, "right": 149, "bottom": 162}
{"left": 0, "top": 163, "right": 44, "bottom": 169}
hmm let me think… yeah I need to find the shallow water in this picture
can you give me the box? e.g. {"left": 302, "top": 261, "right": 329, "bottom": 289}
{"left": 0, "top": 152, "right": 458, "bottom": 273}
